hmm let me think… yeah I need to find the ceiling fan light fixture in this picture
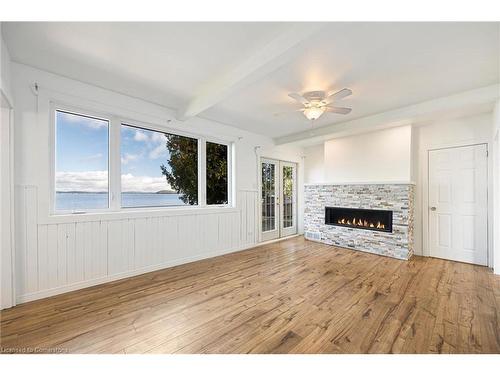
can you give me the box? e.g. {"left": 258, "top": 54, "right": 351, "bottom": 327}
{"left": 286, "top": 88, "right": 352, "bottom": 121}
{"left": 303, "top": 106, "right": 326, "bottom": 121}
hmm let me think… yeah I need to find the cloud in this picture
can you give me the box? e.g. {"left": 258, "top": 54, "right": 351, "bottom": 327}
{"left": 149, "top": 144, "right": 168, "bottom": 159}
{"left": 149, "top": 132, "right": 167, "bottom": 159}
{"left": 150, "top": 132, "right": 166, "bottom": 143}
{"left": 58, "top": 111, "right": 108, "bottom": 130}
{"left": 132, "top": 129, "right": 166, "bottom": 144}
{"left": 56, "top": 171, "right": 108, "bottom": 192}
{"left": 79, "top": 153, "right": 103, "bottom": 162}
{"left": 129, "top": 128, "right": 168, "bottom": 159}
{"left": 56, "top": 171, "right": 172, "bottom": 193}
{"left": 129, "top": 129, "right": 168, "bottom": 159}
{"left": 121, "top": 173, "right": 171, "bottom": 192}
{"left": 121, "top": 153, "right": 140, "bottom": 165}
{"left": 133, "top": 130, "right": 149, "bottom": 142}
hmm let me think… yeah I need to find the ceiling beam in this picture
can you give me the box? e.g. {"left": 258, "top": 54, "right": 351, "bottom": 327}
{"left": 274, "top": 84, "right": 500, "bottom": 146}
{"left": 177, "top": 23, "right": 325, "bottom": 121}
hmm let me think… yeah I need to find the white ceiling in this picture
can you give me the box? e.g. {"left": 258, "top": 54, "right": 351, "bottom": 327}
{"left": 2, "top": 22, "right": 290, "bottom": 109}
{"left": 3, "top": 22, "right": 499, "bottom": 139}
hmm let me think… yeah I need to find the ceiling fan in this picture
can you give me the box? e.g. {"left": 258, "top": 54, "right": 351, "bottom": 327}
{"left": 286, "top": 88, "right": 352, "bottom": 121}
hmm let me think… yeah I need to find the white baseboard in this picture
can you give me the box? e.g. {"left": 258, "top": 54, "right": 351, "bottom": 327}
{"left": 257, "top": 234, "right": 301, "bottom": 247}
{"left": 15, "top": 242, "right": 258, "bottom": 305}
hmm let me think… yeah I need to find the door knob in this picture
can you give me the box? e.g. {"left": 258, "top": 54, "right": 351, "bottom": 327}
{"left": 430, "top": 206, "right": 437, "bottom": 211}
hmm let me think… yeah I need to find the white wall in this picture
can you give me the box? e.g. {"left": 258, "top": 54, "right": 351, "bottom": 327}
{"left": 493, "top": 100, "right": 500, "bottom": 274}
{"left": 413, "top": 112, "right": 493, "bottom": 259}
{"left": 0, "top": 26, "right": 13, "bottom": 103}
{"left": 304, "top": 125, "right": 413, "bottom": 184}
{"left": 303, "top": 144, "right": 325, "bottom": 184}
{"left": 11, "top": 63, "right": 304, "bottom": 304}
{"left": 0, "top": 26, "right": 15, "bottom": 309}
{"left": 494, "top": 27, "right": 500, "bottom": 274}
{"left": 1, "top": 96, "right": 14, "bottom": 309}
{"left": 324, "top": 126, "right": 412, "bottom": 183}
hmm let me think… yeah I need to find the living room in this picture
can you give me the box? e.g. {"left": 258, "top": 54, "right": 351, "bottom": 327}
{"left": 1, "top": 2, "right": 499, "bottom": 372}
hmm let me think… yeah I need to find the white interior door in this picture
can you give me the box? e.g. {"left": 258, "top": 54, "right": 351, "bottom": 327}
{"left": 260, "top": 158, "right": 297, "bottom": 241}
{"left": 429, "top": 144, "right": 488, "bottom": 265}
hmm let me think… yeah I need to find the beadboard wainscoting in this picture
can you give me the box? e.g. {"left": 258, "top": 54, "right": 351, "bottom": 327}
{"left": 14, "top": 185, "right": 258, "bottom": 303}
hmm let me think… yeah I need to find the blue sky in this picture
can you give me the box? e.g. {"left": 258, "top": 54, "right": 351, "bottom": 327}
{"left": 56, "top": 111, "right": 109, "bottom": 173}
{"left": 55, "top": 111, "right": 174, "bottom": 192}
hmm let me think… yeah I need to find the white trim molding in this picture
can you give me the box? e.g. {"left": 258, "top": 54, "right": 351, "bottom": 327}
{"left": 304, "top": 181, "right": 416, "bottom": 186}
{"left": 0, "top": 91, "right": 15, "bottom": 309}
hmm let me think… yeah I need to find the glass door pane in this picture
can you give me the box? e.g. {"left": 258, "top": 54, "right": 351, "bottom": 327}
{"left": 280, "top": 162, "right": 297, "bottom": 237}
{"left": 282, "top": 165, "right": 293, "bottom": 228}
{"left": 261, "top": 161, "right": 276, "bottom": 233}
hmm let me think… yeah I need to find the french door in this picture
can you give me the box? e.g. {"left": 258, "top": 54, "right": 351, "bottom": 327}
{"left": 428, "top": 144, "right": 488, "bottom": 265}
{"left": 260, "top": 158, "right": 297, "bottom": 241}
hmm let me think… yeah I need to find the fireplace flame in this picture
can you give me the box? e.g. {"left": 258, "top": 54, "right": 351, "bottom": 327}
{"left": 337, "top": 217, "right": 385, "bottom": 230}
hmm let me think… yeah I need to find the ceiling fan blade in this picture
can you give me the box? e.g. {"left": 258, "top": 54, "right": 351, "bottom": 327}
{"left": 325, "top": 88, "right": 352, "bottom": 103}
{"left": 326, "top": 106, "right": 352, "bottom": 115}
{"left": 288, "top": 93, "right": 309, "bottom": 105}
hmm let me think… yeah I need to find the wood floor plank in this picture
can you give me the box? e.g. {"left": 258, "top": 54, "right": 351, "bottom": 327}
{"left": 1, "top": 236, "right": 499, "bottom": 354}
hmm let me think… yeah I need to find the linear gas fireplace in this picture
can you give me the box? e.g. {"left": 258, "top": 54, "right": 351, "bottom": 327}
{"left": 305, "top": 184, "right": 413, "bottom": 260}
{"left": 325, "top": 206, "right": 393, "bottom": 233}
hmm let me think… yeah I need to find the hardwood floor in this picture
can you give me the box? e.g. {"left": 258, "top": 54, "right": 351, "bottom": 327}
{"left": 1, "top": 236, "right": 499, "bottom": 354}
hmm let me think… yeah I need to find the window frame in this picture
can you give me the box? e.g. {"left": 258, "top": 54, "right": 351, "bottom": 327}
{"left": 50, "top": 102, "right": 233, "bottom": 215}
{"left": 119, "top": 122, "right": 201, "bottom": 209}
{"left": 205, "top": 139, "right": 232, "bottom": 207}
{"left": 50, "top": 103, "right": 113, "bottom": 215}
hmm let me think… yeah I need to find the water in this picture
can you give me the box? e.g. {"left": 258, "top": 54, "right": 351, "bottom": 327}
{"left": 56, "top": 192, "right": 187, "bottom": 211}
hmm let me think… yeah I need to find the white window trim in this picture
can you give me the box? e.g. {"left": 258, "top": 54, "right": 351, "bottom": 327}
{"left": 50, "top": 102, "right": 114, "bottom": 215}
{"left": 109, "top": 116, "right": 121, "bottom": 211}
{"left": 119, "top": 121, "right": 202, "bottom": 209}
{"left": 198, "top": 137, "right": 206, "bottom": 208}
{"left": 50, "top": 101, "right": 234, "bottom": 216}
{"left": 205, "top": 138, "right": 233, "bottom": 207}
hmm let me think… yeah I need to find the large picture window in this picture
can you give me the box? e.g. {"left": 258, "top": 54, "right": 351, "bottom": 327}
{"left": 55, "top": 110, "right": 109, "bottom": 211}
{"left": 53, "top": 106, "right": 230, "bottom": 213}
{"left": 121, "top": 124, "right": 198, "bottom": 207}
{"left": 206, "top": 142, "right": 228, "bottom": 205}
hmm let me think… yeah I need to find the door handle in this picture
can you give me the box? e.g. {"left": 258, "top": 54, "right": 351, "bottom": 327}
{"left": 430, "top": 206, "right": 437, "bottom": 211}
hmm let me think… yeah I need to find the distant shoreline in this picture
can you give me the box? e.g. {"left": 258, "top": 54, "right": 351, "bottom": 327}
{"left": 56, "top": 190, "right": 185, "bottom": 210}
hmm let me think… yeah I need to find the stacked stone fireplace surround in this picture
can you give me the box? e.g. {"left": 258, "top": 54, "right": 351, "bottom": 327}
{"left": 304, "top": 183, "right": 415, "bottom": 260}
